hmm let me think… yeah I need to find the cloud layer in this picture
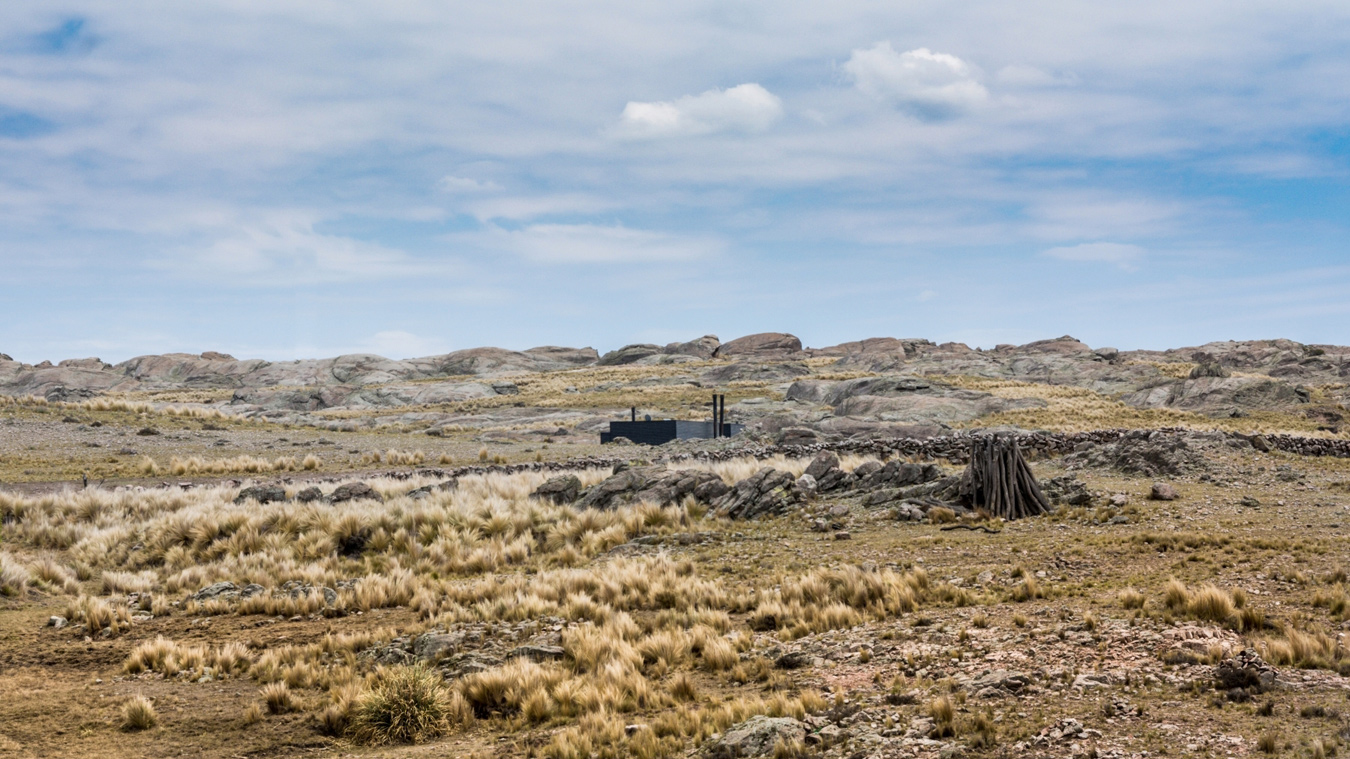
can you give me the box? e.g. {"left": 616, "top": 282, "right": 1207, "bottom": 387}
{"left": 0, "top": 3, "right": 1347, "bottom": 362}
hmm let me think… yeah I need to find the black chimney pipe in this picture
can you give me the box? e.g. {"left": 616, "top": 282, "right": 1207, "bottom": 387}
{"left": 631, "top": 406, "right": 636, "bottom": 422}
{"left": 719, "top": 394, "right": 726, "bottom": 437}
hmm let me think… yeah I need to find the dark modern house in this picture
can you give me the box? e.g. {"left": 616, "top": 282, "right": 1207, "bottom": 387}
{"left": 600, "top": 394, "right": 743, "bottom": 445}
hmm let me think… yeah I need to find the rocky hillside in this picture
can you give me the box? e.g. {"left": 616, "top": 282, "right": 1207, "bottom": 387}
{"left": 3, "top": 333, "right": 1347, "bottom": 439}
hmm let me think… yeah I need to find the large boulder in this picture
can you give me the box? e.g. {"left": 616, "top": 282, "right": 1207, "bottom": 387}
{"left": 664, "top": 335, "right": 720, "bottom": 359}
{"left": 802, "top": 451, "right": 857, "bottom": 493}
{"left": 713, "top": 468, "right": 803, "bottom": 519}
{"left": 704, "top": 715, "right": 806, "bottom": 759}
{"left": 1017, "top": 335, "right": 1092, "bottom": 355}
{"left": 597, "top": 344, "right": 663, "bottom": 366}
{"left": 714, "top": 333, "right": 803, "bottom": 359}
{"left": 1123, "top": 375, "right": 1302, "bottom": 415}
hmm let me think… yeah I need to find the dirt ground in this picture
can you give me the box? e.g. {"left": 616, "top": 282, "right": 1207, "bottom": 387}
{"left": 4, "top": 412, "right": 1350, "bottom": 759}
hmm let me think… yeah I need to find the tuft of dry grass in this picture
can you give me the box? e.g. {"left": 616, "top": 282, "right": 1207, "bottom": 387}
{"left": 262, "top": 682, "right": 295, "bottom": 714}
{"left": 1119, "top": 588, "right": 1146, "bottom": 609}
{"left": 0, "top": 553, "right": 31, "bottom": 597}
{"left": 347, "top": 665, "right": 459, "bottom": 745}
{"left": 928, "top": 695, "right": 956, "bottom": 738}
{"left": 120, "top": 696, "right": 158, "bottom": 731}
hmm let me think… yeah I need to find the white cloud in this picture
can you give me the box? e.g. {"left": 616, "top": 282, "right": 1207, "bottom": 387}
{"left": 843, "top": 43, "right": 988, "bottom": 117}
{"left": 436, "top": 175, "right": 502, "bottom": 193}
{"left": 159, "top": 217, "right": 431, "bottom": 284}
{"left": 484, "top": 223, "right": 721, "bottom": 263}
{"left": 615, "top": 83, "right": 783, "bottom": 139}
{"left": 1042, "top": 242, "right": 1145, "bottom": 269}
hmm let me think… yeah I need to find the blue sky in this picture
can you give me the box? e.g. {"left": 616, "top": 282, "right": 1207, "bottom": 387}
{"left": 1, "top": 2, "right": 1348, "bottom": 363}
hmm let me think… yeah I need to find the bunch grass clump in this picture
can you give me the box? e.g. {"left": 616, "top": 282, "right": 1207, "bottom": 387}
{"left": 347, "top": 665, "right": 461, "bottom": 745}
{"left": 120, "top": 695, "right": 158, "bottom": 731}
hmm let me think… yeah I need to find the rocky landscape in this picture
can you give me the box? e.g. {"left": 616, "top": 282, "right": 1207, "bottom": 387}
{"left": 3, "top": 333, "right": 1350, "bottom": 759}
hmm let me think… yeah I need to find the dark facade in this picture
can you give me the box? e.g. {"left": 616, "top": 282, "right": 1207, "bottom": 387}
{"left": 600, "top": 420, "right": 745, "bottom": 445}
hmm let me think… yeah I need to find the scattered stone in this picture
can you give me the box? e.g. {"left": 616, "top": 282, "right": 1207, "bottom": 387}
{"left": 1240, "top": 496, "right": 1261, "bottom": 508}
{"left": 704, "top": 715, "right": 806, "bottom": 759}
{"left": 1250, "top": 434, "right": 1272, "bottom": 452}
{"left": 46, "top": 616, "right": 67, "bottom": 629}
{"left": 969, "top": 670, "right": 1032, "bottom": 694}
{"left": 191, "top": 582, "right": 240, "bottom": 602}
{"left": 1215, "top": 649, "right": 1278, "bottom": 693}
{"left": 508, "top": 644, "right": 566, "bottom": 662}
{"left": 136, "top": 427, "right": 160, "bottom": 436}
{"left": 833, "top": 531, "right": 851, "bottom": 541}
{"left": 775, "top": 651, "right": 812, "bottom": 670}
{"left": 1149, "top": 482, "right": 1179, "bottom": 501}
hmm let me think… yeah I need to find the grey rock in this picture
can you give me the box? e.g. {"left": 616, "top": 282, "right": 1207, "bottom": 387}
{"left": 413, "top": 632, "right": 463, "bottom": 662}
{"left": 508, "top": 644, "right": 566, "bottom": 662}
{"left": 712, "top": 467, "right": 803, "bottom": 520}
{"left": 578, "top": 467, "right": 728, "bottom": 510}
{"left": 598, "top": 344, "right": 663, "bottom": 366}
{"left": 234, "top": 485, "right": 286, "bottom": 504}
{"left": 440, "top": 651, "right": 504, "bottom": 680}
{"left": 970, "top": 670, "right": 1032, "bottom": 693}
{"left": 330, "top": 481, "right": 380, "bottom": 503}
{"left": 1149, "top": 482, "right": 1179, "bottom": 501}
{"left": 191, "top": 581, "right": 240, "bottom": 601}
{"left": 704, "top": 715, "right": 806, "bottom": 758}
{"left": 775, "top": 651, "right": 812, "bottom": 670}
{"left": 1215, "top": 649, "right": 1278, "bottom": 693}
{"left": 803, "top": 452, "right": 840, "bottom": 481}
{"left": 794, "top": 473, "right": 817, "bottom": 495}
{"left": 240, "top": 583, "right": 266, "bottom": 599}
{"left": 1072, "top": 672, "right": 1114, "bottom": 689}
{"left": 714, "top": 333, "right": 803, "bottom": 359}
{"left": 532, "top": 474, "right": 582, "bottom": 505}
{"left": 777, "top": 427, "right": 819, "bottom": 446}
{"left": 294, "top": 486, "right": 323, "bottom": 502}
{"left": 46, "top": 615, "right": 67, "bottom": 629}
{"left": 664, "top": 335, "right": 720, "bottom": 359}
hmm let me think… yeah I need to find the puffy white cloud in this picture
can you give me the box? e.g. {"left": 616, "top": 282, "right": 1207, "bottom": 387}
{"left": 844, "top": 43, "right": 988, "bottom": 117}
{"left": 484, "top": 223, "right": 721, "bottom": 263}
{"left": 615, "top": 83, "right": 783, "bottom": 139}
{"left": 1042, "top": 242, "right": 1145, "bottom": 269}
